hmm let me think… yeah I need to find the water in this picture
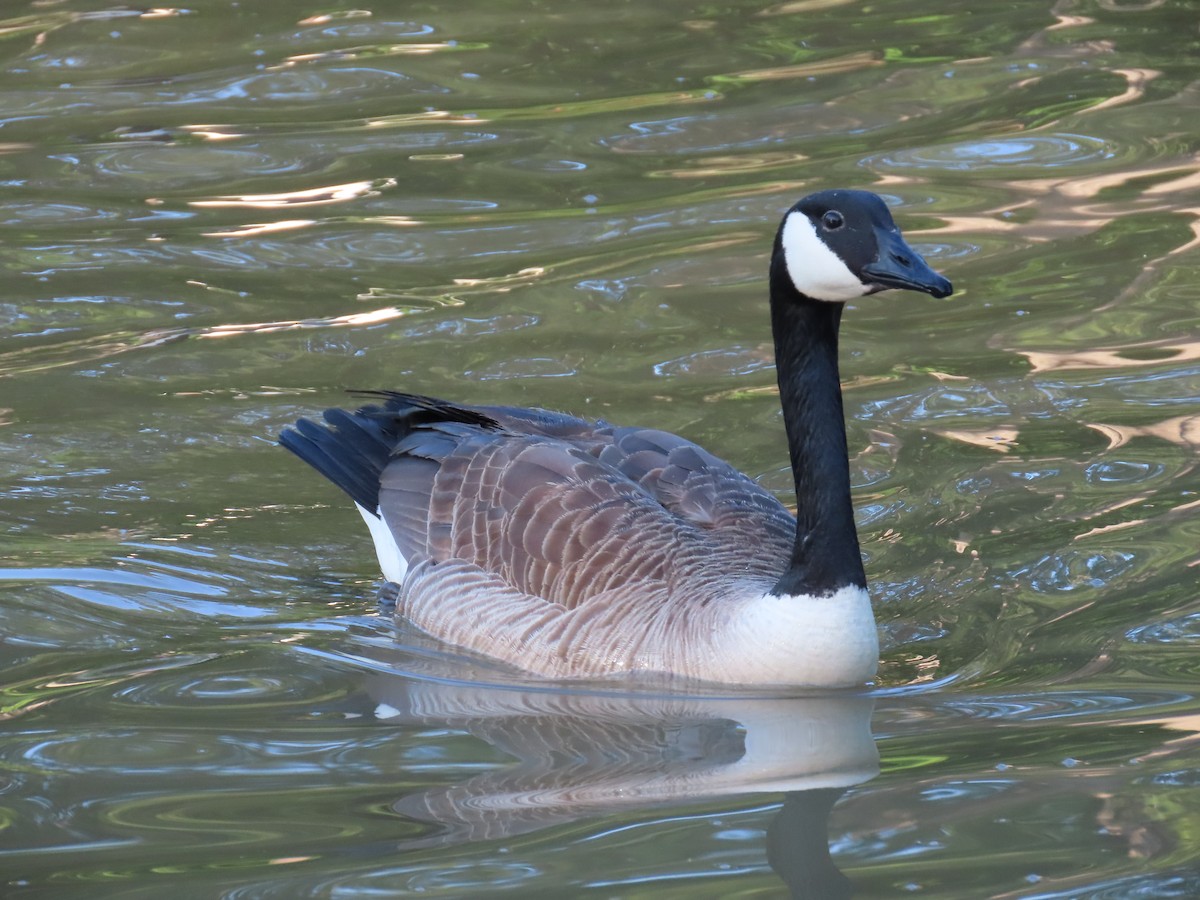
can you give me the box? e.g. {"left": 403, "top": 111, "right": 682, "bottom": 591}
{"left": 2, "top": 0, "right": 1199, "bottom": 896}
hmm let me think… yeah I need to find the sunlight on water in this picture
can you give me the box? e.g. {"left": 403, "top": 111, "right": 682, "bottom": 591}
{"left": 2, "top": 0, "right": 1199, "bottom": 896}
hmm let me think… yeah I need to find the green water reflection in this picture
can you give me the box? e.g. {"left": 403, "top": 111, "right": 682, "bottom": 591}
{"left": 2, "top": 0, "right": 1199, "bottom": 896}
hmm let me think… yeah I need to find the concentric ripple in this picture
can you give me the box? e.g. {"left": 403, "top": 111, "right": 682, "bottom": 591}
{"left": 109, "top": 658, "right": 346, "bottom": 712}
{"left": 864, "top": 133, "right": 1116, "bottom": 172}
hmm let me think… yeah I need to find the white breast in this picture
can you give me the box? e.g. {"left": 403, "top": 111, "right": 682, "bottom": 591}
{"left": 708, "top": 585, "right": 879, "bottom": 686}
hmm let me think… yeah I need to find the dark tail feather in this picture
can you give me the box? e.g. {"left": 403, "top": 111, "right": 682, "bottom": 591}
{"left": 280, "top": 406, "right": 400, "bottom": 512}
{"left": 280, "top": 393, "right": 502, "bottom": 511}
{"left": 350, "top": 391, "right": 501, "bottom": 430}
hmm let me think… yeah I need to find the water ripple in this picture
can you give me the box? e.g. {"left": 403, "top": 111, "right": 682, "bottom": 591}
{"left": 0, "top": 201, "right": 122, "bottom": 226}
{"left": 465, "top": 357, "right": 578, "bottom": 381}
{"left": 13, "top": 729, "right": 248, "bottom": 776}
{"left": 286, "top": 16, "right": 436, "bottom": 44}
{"left": 861, "top": 384, "right": 1010, "bottom": 422}
{"left": 864, "top": 133, "right": 1116, "bottom": 173}
{"left": 1127, "top": 612, "right": 1200, "bottom": 645}
{"left": 79, "top": 143, "right": 314, "bottom": 185}
{"left": 110, "top": 663, "right": 344, "bottom": 712}
{"left": 400, "top": 314, "right": 539, "bottom": 340}
{"left": 653, "top": 346, "right": 773, "bottom": 378}
{"left": 930, "top": 688, "right": 1188, "bottom": 722}
{"left": 1084, "top": 459, "right": 1165, "bottom": 486}
{"left": 1023, "top": 869, "right": 1200, "bottom": 900}
{"left": 1010, "top": 550, "right": 1137, "bottom": 593}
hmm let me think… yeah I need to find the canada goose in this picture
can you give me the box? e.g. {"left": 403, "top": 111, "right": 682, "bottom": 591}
{"left": 280, "top": 189, "right": 952, "bottom": 687}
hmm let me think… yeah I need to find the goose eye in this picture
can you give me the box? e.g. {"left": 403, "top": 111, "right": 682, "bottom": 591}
{"left": 821, "top": 210, "right": 844, "bottom": 230}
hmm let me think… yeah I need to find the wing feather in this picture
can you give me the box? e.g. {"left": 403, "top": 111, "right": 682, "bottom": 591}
{"left": 596, "top": 427, "right": 796, "bottom": 562}
{"left": 283, "top": 391, "right": 794, "bottom": 621}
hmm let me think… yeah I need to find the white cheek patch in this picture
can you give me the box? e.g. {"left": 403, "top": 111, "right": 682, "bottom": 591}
{"left": 781, "top": 212, "right": 870, "bottom": 302}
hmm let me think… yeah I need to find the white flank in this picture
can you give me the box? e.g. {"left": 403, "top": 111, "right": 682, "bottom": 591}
{"left": 355, "top": 502, "right": 408, "bottom": 584}
{"left": 780, "top": 212, "right": 869, "bottom": 302}
{"left": 712, "top": 585, "right": 878, "bottom": 686}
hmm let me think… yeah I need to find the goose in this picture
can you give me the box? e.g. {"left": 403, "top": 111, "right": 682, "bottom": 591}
{"left": 280, "top": 188, "right": 952, "bottom": 687}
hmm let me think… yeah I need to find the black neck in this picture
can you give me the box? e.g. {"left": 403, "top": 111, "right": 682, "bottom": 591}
{"left": 768, "top": 253, "right": 866, "bottom": 597}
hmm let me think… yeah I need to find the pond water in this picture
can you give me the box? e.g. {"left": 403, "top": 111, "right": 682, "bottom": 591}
{"left": 2, "top": 1, "right": 1199, "bottom": 896}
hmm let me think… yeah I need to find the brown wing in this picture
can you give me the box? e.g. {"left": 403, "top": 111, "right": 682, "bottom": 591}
{"left": 378, "top": 424, "right": 731, "bottom": 609}
{"left": 282, "top": 391, "right": 793, "bottom": 614}
{"left": 594, "top": 426, "right": 796, "bottom": 562}
{"left": 473, "top": 408, "right": 798, "bottom": 566}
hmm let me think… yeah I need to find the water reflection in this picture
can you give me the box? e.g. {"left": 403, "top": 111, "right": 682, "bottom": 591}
{"left": 366, "top": 673, "right": 877, "bottom": 898}
{"left": 190, "top": 179, "right": 396, "bottom": 210}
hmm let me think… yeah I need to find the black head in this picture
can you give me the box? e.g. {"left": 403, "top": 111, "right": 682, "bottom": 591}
{"left": 775, "top": 189, "right": 953, "bottom": 302}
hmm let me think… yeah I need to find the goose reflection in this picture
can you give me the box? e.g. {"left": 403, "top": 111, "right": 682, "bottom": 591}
{"left": 364, "top": 673, "right": 878, "bottom": 898}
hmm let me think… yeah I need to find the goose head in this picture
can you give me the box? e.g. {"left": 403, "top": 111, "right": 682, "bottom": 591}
{"left": 776, "top": 189, "right": 953, "bottom": 303}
